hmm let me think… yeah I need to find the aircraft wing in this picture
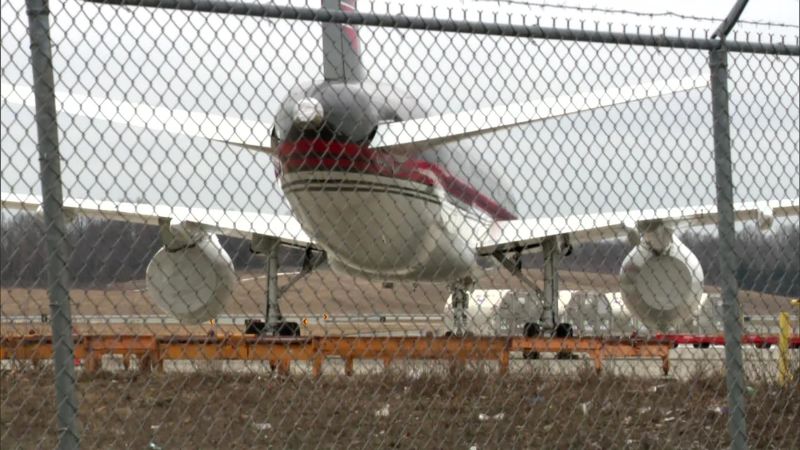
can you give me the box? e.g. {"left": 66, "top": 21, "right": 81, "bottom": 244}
{"left": 2, "top": 73, "right": 707, "bottom": 155}
{"left": 1, "top": 192, "right": 313, "bottom": 248}
{"left": 373, "top": 73, "right": 708, "bottom": 150}
{"left": 477, "top": 198, "right": 800, "bottom": 255}
{"left": 1, "top": 83, "right": 275, "bottom": 153}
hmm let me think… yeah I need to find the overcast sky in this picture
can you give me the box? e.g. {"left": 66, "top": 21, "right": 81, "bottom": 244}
{"left": 448, "top": 0, "right": 799, "bottom": 31}
{"left": 1, "top": 0, "right": 798, "bottom": 220}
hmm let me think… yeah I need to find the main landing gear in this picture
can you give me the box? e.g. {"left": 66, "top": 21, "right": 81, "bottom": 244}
{"left": 245, "top": 235, "right": 326, "bottom": 337}
{"left": 447, "top": 277, "right": 475, "bottom": 337}
{"left": 492, "top": 236, "right": 576, "bottom": 357}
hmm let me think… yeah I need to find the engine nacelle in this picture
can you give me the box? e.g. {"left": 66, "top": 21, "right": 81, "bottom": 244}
{"left": 619, "top": 233, "right": 704, "bottom": 331}
{"left": 146, "top": 229, "right": 235, "bottom": 324}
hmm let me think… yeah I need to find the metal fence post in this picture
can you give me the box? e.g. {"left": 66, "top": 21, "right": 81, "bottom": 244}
{"left": 710, "top": 43, "right": 748, "bottom": 450}
{"left": 24, "top": 0, "right": 79, "bottom": 448}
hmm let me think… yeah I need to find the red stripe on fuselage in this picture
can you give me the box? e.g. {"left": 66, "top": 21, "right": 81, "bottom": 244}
{"left": 278, "top": 139, "right": 517, "bottom": 221}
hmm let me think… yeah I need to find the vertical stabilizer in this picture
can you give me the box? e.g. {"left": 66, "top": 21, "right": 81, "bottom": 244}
{"left": 322, "top": 0, "right": 365, "bottom": 81}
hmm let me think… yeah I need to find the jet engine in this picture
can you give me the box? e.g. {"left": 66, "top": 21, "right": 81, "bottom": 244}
{"left": 145, "top": 221, "right": 235, "bottom": 324}
{"left": 619, "top": 222, "right": 704, "bottom": 332}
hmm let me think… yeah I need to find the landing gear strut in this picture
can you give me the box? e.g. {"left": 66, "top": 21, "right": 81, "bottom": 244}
{"left": 247, "top": 235, "right": 325, "bottom": 337}
{"left": 541, "top": 237, "right": 561, "bottom": 331}
{"left": 448, "top": 277, "right": 474, "bottom": 336}
{"left": 493, "top": 236, "right": 574, "bottom": 338}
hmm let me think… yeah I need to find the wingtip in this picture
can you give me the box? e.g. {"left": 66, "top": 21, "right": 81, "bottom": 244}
{"left": 0, "top": 192, "right": 43, "bottom": 211}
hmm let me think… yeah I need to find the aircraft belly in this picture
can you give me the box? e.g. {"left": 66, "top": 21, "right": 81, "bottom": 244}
{"left": 281, "top": 172, "right": 476, "bottom": 281}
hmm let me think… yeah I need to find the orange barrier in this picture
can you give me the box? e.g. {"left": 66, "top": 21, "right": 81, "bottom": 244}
{"left": 511, "top": 337, "right": 672, "bottom": 375}
{"left": 0, "top": 334, "right": 673, "bottom": 376}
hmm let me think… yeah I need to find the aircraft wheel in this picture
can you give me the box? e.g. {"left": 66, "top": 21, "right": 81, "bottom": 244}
{"left": 522, "top": 322, "right": 541, "bottom": 359}
{"left": 554, "top": 323, "right": 574, "bottom": 338}
{"left": 444, "top": 330, "right": 473, "bottom": 338}
{"left": 522, "top": 351, "right": 540, "bottom": 360}
{"left": 553, "top": 323, "right": 574, "bottom": 359}
{"left": 700, "top": 343, "right": 710, "bottom": 349}
{"left": 756, "top": 343, "right": 771, "bottom": 349}
{"left": 276, "top": 322, "right": 301, "bottom": 337}
{"left": 523, "top": 322, "right": 541, "bottom": 337}
{"left": 244, "top": 319, "right": 266, "bottom": 335}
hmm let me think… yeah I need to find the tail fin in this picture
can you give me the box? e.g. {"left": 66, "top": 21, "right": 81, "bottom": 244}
{"left": 322, "top": 0, "right": 365, "bottom": 81}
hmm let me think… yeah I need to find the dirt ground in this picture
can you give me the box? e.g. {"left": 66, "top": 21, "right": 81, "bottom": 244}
{"left": 1, "top": 368, "right": 798, "bottom": 449}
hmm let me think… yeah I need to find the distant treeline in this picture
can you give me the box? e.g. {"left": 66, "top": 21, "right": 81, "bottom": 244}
{"left": 0, "top": 214, "right": 270, "bottom": 287}
{"left": 1, "top": 214, "right": 798, "bottom": 296}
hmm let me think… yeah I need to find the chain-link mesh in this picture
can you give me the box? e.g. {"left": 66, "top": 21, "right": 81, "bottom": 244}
{"left": 1, "top": 1, "right": 799, "bottom": 448}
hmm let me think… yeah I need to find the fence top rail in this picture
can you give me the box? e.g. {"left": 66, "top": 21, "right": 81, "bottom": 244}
{"left": 82, "top": 0, "right": 800, "bottom": 56}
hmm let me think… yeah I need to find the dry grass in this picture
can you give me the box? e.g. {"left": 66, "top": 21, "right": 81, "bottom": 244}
{"left": 1, "top": 368, "right": 797, "bottom": 449}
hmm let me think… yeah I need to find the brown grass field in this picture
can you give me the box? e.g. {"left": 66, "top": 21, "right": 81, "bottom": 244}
{"left": 1, "top": 368, "right": 798, "bottom": 449}
{"left": 2, "top": 269, "right": 798, "bottom": 449}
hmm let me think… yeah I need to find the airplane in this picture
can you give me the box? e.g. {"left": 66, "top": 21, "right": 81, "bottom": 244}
{"left": 2, "top": 0, "right": 798, "bottom": 337}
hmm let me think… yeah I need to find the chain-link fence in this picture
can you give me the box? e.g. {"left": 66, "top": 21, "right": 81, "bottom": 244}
{"left": 1, "top": 1, "right": 799, "bottom": 448}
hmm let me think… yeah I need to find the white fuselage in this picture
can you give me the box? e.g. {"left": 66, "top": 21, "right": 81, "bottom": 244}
{"left": 282, "top": 170, "right": 494, "bottom": 281}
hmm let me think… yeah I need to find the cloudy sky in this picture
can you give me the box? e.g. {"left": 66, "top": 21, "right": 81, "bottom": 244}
{"left": 1, "top": 0, "right": 798, "bottom": 219}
